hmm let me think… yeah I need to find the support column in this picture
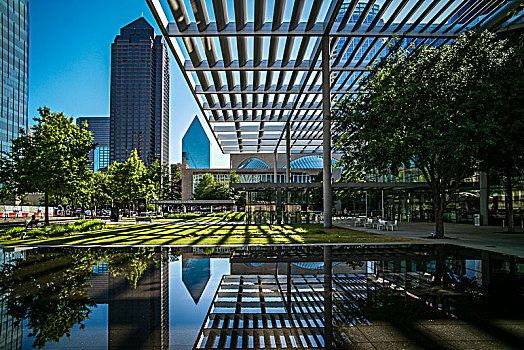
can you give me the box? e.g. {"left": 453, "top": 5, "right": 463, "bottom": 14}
{"left": 381, "top": 190, "right": 385, "bottom": 218}
{"left": 273, "top": 152, "right": 278, "bottom": 184}
{"left": 286, "top": 123, "right": 291, "bottom": 183}
{"left": 322, "top": 36, "right": 332, "bottom": 229}
{"left": 480, "top": 171, "right": 489, "bottom": 226}
{"left": 274, "top": 152, "right": 282, "bottom": 224}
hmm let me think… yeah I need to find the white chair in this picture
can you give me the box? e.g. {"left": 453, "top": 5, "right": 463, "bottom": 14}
{"left": 387, "top": 220, "right": 398, "bottom": 231}
{"left": 375, "top": 219, "right": 386, "bottom": 230}
{"left": 364, "top": 218, "right": 373, "bottom": 228}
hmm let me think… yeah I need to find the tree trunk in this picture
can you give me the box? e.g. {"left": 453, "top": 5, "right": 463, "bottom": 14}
{"left": 433, "top": 191, "right": 445, "bottom": 238}
{"left": 505, "top": 173, "right": 514, "bottom": 233}
{"left": 44, "top": 192, "right": 50, "bottom": 226}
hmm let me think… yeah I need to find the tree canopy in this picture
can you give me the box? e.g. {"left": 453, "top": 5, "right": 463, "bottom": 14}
{"left": 148, "top": 160, "right": 182, "bottom": 200}
{"left": 332, "top": 31, "right": 516, "bottom": 237}
{"left": 107, "top": 150, "right": 153, "bottom": 208}
{"left": 0, "top": 107, "right": 94, "bottom": 224}
{"left": 193, "top": 173, "right": 232, "bottom": 200}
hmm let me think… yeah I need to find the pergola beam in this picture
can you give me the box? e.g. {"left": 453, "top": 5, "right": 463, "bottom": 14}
{"left": 184, "top": 60, "right": 368, "bottom": 71}
{"left": 167, "top": 22, "right": 462, "bottom": 38}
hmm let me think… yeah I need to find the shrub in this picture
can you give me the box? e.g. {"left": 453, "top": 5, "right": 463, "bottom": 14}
{"left": 5, "top": 227, "right": 26, "bottom": 238}
{"left": 164, "top": 213, "right": 202, "bottom": 220}
{"left": 29, "top": 228, "right": 47, "bottom": 239}
{"left": 75, "top": 220, "right": 105, "bottom": 232}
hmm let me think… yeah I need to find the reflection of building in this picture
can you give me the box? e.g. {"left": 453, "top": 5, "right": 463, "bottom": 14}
{"left": 0, "top": 249, "right": 24, "bottom": 349}
{"left": 76, "top": 117, "right": 110, "bottom": 172}
{"left": 182, "top": 256, "right": 211, "bottom": 305}
{"left": 87, "top": 259, "right": 169, "bottom": 349}
{"left": 0, "top": 0, "right": 29, "bottom": 154}
{"left": 182, "top": 116, "right": 210, "bottom": 169}
{"left": 110, "top": 17, "right": 170, "bottom": 166}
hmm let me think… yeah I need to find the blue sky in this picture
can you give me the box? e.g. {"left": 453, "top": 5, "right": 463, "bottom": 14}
{"left": 29, "top": 0, "right": 228, "bottom": 167}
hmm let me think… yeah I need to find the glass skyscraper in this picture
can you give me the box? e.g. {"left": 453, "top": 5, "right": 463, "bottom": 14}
{"left": 76, "top": 116, "right": 110, "bottom": 172}
{"left": 0, "top": 0, "right": 28, "bottom": 154}
{"left": 110, "top": 17, "right": 170, "bottom": 167}
{"left": 333, "top": 1, "right": 381, "bottom": 87}
{"left": 182, "top": 116, "right": 210, "bottom": 169}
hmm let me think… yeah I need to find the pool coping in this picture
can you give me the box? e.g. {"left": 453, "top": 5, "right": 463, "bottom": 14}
{"left": 0, "top": 241, "right": 439, "bottom": 249}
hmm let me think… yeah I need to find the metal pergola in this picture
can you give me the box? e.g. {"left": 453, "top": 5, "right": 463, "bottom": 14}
{"left": 146, "top": 0, "right": 524, "bottom": 227}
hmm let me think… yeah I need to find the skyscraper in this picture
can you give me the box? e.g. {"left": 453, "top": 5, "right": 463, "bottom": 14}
{"left": 0, "top": 0, "right": 29, "bottom": 154}
{"left": 110, "top": 17, "right": 169, "bottom": 167}
{"left": 333, "top": 1, "right": 381, "bottom": 87}
{"left": 76, "top": 116, "right": 110, "bottom": 172}
{"left": 182, "top": 116, "right": 210, "bottom": 169}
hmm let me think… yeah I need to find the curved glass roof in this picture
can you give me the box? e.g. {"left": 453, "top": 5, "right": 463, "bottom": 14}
{"left": 238, "top": 158, "right": 270, "bottom": 169}
{"left": 286, "top": 155, "right": 337, "bottom": 169}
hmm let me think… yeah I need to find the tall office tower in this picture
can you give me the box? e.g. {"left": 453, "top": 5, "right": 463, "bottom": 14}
{"left": 0, "top": 0, "right": 29, "bottom": 154}
{"left": 182, "top": 116, "right": 210, "bottom": 169}
{"left": 110, "top": 17, "right": 169, "bottom": 167}
{"left": 333, "top": 1, "right": 381, "bottom": 87}
{"left": 76, "top": 116, "right": 110, "bottom": 172}
{"left": 87, "top": 255, "right": 170, "bottom": 349}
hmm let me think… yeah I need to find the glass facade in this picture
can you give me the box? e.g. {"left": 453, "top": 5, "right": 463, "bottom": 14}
{"left": 182, "top": 116, "right": 210, "bottom": 169}
{"left": 0, "top": 0, "right": 28, "bottom": 154}
{"left": 110, "top": 17, "right": 170, "bottom": 167}
{"left": 76, "top": 116, "right": 110, "bottom": 172}
{"left": 287, "top": 155, "right": 338, "bottom": 169}
{"left": 192, "top": 172, "right": 313, "bottom": 194}
{"left": 333, "top": 1, "right": 381, "bottom": 87}
{"left": 238, "top": 158, "right": 270, "bottom": 169}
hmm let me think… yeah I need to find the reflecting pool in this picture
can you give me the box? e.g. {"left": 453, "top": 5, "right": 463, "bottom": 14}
{"left": 0, "top": 245, "right": 522, "bottom": 349}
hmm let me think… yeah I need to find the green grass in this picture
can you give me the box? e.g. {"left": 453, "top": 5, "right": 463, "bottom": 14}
{"left": 0, "top": 223, "right": 415, "bottom": 246}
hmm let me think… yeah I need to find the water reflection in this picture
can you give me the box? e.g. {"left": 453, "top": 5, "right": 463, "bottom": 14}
{"left": 0, "top": 245, "right": 522, "bottom": 349}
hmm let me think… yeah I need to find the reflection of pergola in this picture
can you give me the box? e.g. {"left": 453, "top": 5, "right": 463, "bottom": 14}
{"left": 146, "top": 0, "right": 524, "bottom": 227}
{"left": 190, "top": 245, "right": 461, "bottom": 349}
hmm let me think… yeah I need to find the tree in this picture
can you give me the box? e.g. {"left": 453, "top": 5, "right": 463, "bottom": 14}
{"left": 107, "top": 150, "right": 153, "bottom": 210}
{"left": 91, "top": 171, "right": 112, "bottom": 210}
{"left": 229, "top": 170, "right": 245, "bottom": 206}
{"left": 148, "top": 161, "right": 182, "bottom": 200}
{"left": 479, "top": 34, "right": 524, "bottom": 232}
{"left": 332, "top": 31, "right": 513, "bottom": 238}
{"left": 335, "top": 158, "right": 366, "bottom": 214}
{"left": 168, "top": 164, "right": 182, "bottom": 200}
{"left": 193, "top": 173, "right": 231, "bottom": 200}
{"left": 0, "top": 107, "right": 94, "bottom": 225}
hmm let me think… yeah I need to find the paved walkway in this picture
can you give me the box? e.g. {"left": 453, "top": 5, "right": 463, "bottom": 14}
{"left": 336, "top": 221, "right": 524, "bottom": 257}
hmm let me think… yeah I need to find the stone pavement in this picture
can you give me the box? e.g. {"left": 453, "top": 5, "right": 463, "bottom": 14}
{"left": 336, "top": 221, "right": 524, "bottom": 257}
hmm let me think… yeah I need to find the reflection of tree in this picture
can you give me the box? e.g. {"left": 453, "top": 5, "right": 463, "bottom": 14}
{"left": 0, "top": 248, "right": 173, "bottom": 348}
{"left": 106, "top": 248, "right": 162, "bottom": 288}
{"left": 0, "top": 250, "right": 97, "bottom": 348}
